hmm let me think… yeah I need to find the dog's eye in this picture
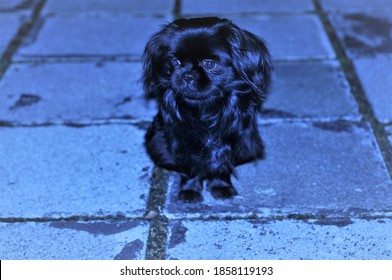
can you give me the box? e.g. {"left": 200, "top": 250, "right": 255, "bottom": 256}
{"left": 201, "top": 59, "right": 216, "bottom": 71}
{"left": 171, "top": 58, "right": 181, "bottom": 67}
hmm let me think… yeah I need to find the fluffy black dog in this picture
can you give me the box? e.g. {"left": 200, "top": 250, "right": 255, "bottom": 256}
{"left": 142, "top": 17, "right": 271, "bottom": 202}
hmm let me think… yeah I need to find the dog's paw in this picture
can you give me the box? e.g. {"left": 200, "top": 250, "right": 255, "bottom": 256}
{"left": 179, "top": 190, "right": 203, "bottom": 203}
{"left": 179, "top": 176, "right": 203, "bottom": 202}
{"left": 210, "top": 185, "right": 238, "bottom": 199}
{"left": 207, "top": 177, "right": 238, "bottom": 199}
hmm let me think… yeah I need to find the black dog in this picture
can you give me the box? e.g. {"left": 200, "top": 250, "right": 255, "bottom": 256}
{"left": 142, "top": 17, "right": 271, "bottom": 202}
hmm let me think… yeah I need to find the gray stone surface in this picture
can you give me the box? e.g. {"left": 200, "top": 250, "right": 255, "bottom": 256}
{"left": 265, "top": 61, "right": 359, "bottom": 119}
{"left": 352, "top": 54, "right": 392, "bottom": 123}
{"left": 16, "top": 15, "right": 168, "bottom": 59}
{"left": 232, "top": 15, "right": 335, "bottom": 60}
{"left": 329, "top": 11, "right": 392, "bottom": 59}
{"left": 165, "top": 122, "right": 392, "bottom": 218}
{"left": 320, "top": 0, "right": 392, "bottom": 12}
{"left": 182, "top": 0, "right": 314, "bottom": 14}
{"left": 43, "top": 0, "right": 174, "bottom": 14}
{"left": 0, "top": 62, "right": 156, "bottom": 124}
{"left": 0, "top": 125, "right": 152, "bottom": 218}
{"left": 166, "top": 219, "right": 392, "bottom": 260}
{"left": 0, "top": 220, "right": 149, "bottom": 259}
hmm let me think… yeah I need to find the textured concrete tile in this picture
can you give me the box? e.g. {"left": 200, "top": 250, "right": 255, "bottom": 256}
{"left": 264, "top": 61, "right": 359, "bottom": 119}
{"left": 165, "top": 122, "right": 392, "bottom": 218}
{"left": 320, "top": 0, "right": 392, "bottom": 12}
{"left": 16, "top": 14, "right": 168, "bottom": 58}
{"left": 352, "top": 54, "right": 392, "bottom": 123}
{"left": 0, "top": 220, "right": 149, "bottom": 259}
{"left": 0, "top": 125, "right": 152, "bottom": 218}
{"left": 0, "top": 62, "right": 156, "bottom": 124}
{"left": 329, "top": 11, "right": 392, "bottom": 59}
{"left": 166, "top": 219, "right": 392, "bottom": 260}
{"left": 43, "top": 0, "right": 174, "bottom": 14}
{"left": 232, "top": 15, "right": 335, "bottom": 60}
{"left": 182, "top": 0, "right": 314, "bottom": 14}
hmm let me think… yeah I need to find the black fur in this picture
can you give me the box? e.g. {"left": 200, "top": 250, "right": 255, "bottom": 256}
{"left": 142, "top": 17, "right": 272, "bottom": 202}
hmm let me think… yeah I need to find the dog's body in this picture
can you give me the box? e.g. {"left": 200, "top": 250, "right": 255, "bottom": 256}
{"left": 142, "top": 17, "right": 271, "bottom": 202}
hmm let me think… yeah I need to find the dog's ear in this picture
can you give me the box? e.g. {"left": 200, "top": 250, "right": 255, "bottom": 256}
{"left": 224, "top": 22, "right": 272, "bottom": 101}
{"left": 141, "top": 26, "right": 171, "bottom": 98}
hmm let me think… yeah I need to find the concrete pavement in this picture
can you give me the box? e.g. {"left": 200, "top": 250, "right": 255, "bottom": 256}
{"left": 0, "top": 0, "right": 391, "bottom": 260}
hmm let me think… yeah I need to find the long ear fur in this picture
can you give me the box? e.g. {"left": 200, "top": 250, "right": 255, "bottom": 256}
{"left": 224, "top": 22, "right": 272, "bottom": 101}
{"left": 141, "top": 25, "right": 172, "bottom": 98}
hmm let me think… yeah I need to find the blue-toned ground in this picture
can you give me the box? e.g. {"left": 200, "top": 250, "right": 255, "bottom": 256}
{"left": 0, "top": 0, "right": 391, "bottom": 260}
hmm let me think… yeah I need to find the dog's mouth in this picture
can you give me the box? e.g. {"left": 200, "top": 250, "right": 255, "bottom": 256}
{"left": 173, "top": 86, "right": 209, "bottom": 101}
{"left": 182, "top": 93, "right": 208, "bottom": 101}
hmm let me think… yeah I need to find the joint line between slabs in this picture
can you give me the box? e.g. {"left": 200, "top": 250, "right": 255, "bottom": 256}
{"left": 313, "top": 0, "right": 392, "bottom": 179}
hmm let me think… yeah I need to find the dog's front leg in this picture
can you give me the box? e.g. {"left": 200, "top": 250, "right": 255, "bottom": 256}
{"left": 179, "top": 175, "right": 203, "bottom": 202}
{"left": 206, "top": 144, "right": 238, "bottom": 199}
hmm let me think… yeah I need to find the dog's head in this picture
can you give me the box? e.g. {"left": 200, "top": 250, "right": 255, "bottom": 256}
{"left": 142, "top": 17, "right": 271, "bottom": 104}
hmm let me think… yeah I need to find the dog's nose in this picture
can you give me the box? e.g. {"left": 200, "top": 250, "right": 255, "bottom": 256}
{"left": 182, "top": 72, "right": 195, "bottom": 83}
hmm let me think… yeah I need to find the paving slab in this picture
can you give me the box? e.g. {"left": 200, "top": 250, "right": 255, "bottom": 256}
{"left": 264, "top": 61, "right": 359, "bottom": 119}
{"left": 0, "top": 220, "right": 149, "bottom": 259}
{"left": 43, "top": 0, "right": 173, "bottom": 15}
{"left": 232, "top": 15, "right": 335, "bottom": 60}
{"left": 0, "top": 125, "right": 152, "bottom": 218}
{"left": 166, "top": 219, "right": 392, "bottom": 260}
{"left": 329, "top": 11, "right": 392, "bottom": 59}
{"left": 0, "top": 62, "right": 359, "bottom": 125}
{"left": 182, "top": 0, "right": 314, "bottom": 15}
{"left": 0, "top": 62, "right": 156, "bottom": 124}
{"left": 320, "top": 0, "right": 392, "bottom": 12}
{"left": 165, "top": 122, "right": 392, "bottom": 218}
{"left": 16, "top": 14, "right": 168, "bottom": 59}
{"left": 352, "top": 54, "right": 392, "bottom": 123}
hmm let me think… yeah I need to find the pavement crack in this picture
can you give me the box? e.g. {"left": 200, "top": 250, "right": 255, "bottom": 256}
{"left": 173, "top": 0, "right": 181, "bottom": 19}
{"left": 145, "top": 167, "right": 170, "bottom": 260}
{"left": 0, "top": 0, "right": 46, "bottom": 78}
{"left": 0, "top": 215, "right": 143, "bottom": 224}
